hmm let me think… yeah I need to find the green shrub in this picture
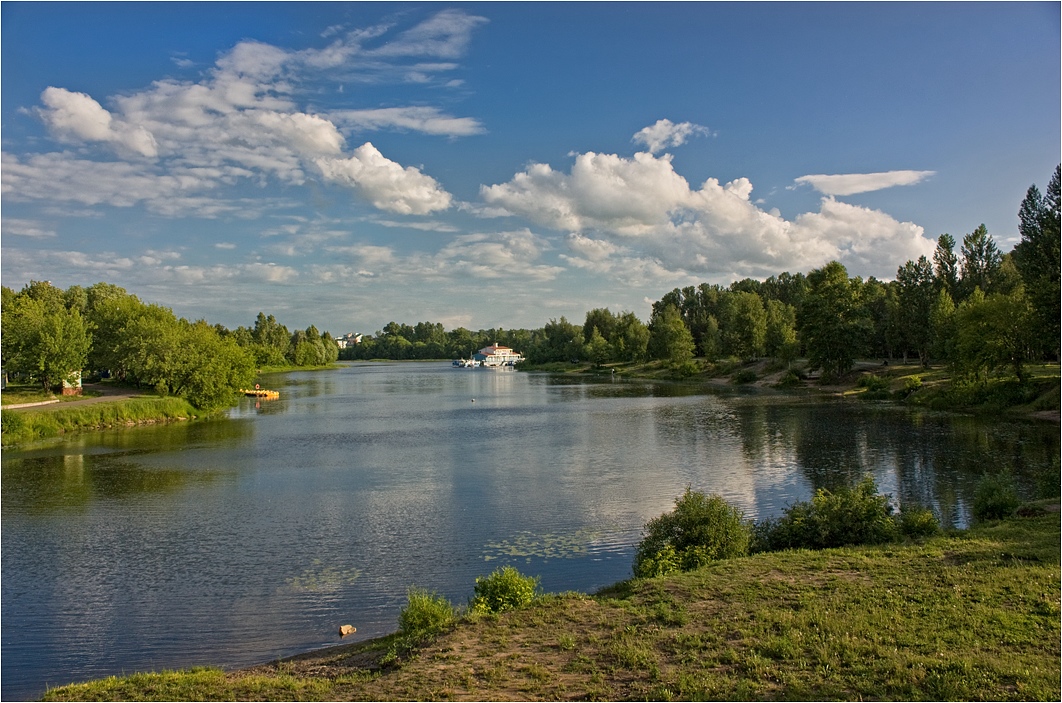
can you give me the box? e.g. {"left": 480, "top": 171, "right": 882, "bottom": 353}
{"left": 775, "top": 370, "right": 803, "bottom": 388}
{"left": 469, "top": 566, "right": 540, "bottom": 615}
{"left": 731, "top": 369, "right": 758, "bottom": 385}
{"left": 898, "top": 504, "right": 940, "bottom": 538}
{"left": 972, "top": 472, "right": 1021, "bottom": 522}
{"left": 753, "top": 475, "right": 898, "bottom": 551}
{"left": 858, "top": 374, "right": 890, "bottom": 392}
{"left": 398, "top": 587, "right": 456, "bottom": 638}
{"left": 633, "top": 487, "right": 751, "bottom": 578}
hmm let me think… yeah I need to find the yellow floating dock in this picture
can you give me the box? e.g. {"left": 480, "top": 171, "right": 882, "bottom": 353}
{"left": 241, "top": 388, "right": 280, "bottom": 399}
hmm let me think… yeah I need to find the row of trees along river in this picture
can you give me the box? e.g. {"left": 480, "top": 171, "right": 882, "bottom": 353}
{"left": 1, "top": 282, "right": 339, "bottom": 410}
{"left": 345, "top": 166, "right": 1060, "bottom": 383}
{"left": 2, "top": 166, "right": 1058, "bottom": 411}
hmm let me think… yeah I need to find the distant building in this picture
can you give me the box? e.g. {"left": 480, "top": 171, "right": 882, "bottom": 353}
{"left": 335, "top": 333, "right": 363, "bottom": 349}
{"left": 473, "top": 343, "right": 524, "bottom": 367}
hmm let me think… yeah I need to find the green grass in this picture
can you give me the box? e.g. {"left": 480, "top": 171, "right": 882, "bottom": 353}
{"left": 1, "top": 397, "right": 199, "bottom": 446}
{"left": 43, "top": 511, "right": 1060, "bottom": 701}
{"left": 1, "top": 383, "right": 102, "bottom": 406}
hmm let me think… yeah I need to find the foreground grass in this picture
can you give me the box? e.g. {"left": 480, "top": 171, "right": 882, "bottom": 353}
{"left": 44, "top": 511, "right": 1060, "bottom": 701}
{"left": 1, "top": 397, "right": 199, "bottom": 446}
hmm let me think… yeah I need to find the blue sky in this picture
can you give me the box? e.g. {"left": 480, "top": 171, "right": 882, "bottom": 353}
{"left": 2, "top": 2, "right": 1059, "bottom": 336}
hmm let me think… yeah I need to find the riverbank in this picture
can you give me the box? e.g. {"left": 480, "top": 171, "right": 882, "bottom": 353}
{"left": 523, "top": 358, "right": 1061, "bottom": 420}
{"left": 1, "top": 394, "right": 201, "bottom": 446}
{"left": 42, "top": 507, "right": 1060, "bottom": 701}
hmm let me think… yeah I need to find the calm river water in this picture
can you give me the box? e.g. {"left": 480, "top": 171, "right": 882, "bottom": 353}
{"left": 2, "top": 362, "right": 1058, "bottom": 699}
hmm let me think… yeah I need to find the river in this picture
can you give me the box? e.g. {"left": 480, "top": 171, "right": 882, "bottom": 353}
{"left": 2, "top": 362, "right": 1057, "bottom": 699}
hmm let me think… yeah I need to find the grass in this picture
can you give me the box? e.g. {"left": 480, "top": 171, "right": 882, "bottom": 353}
{"left": 1, "top": 396, "right": 199, "bottom": 446}
{"left": 43, "top": 510, "right": 1060, "bottom": 701}
{"left": 1, "top": 382, "right": 102, "bottom": 406}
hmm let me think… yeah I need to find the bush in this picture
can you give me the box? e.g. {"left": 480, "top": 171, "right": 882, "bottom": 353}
{"left": 398, "top": 587, "right": 456, "bottom": 638}
{"left": 858, "top": 374, "right": 890, "bottom": 392}
{"left": 753, "top": 475, "right": 898, "bottom": 551}
{"left": 633, "top": 487, "right": 751, "bottom": 578}
{"left": 775, "top": 370, "right": 803, "bottom": 388}
{"left": 972, "top": 472, "right": 1021, "bottom": 522}
{"left": 898, "top": 504, "right": 940, "bottom": 538}
{"left": 731, "top": 369, "right": 758, "bottom": 385}
{"left": 469, "top": 566, "right": 540, "bottom": 615}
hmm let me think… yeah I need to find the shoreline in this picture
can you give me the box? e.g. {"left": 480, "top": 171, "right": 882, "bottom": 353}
{"left": 42, "top": 509, "right": 1061, "bottom": 701}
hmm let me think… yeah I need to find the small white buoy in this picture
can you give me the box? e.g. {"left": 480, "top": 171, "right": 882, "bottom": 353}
{"left": 471, "top": 398, "right": 475, "bottom": 402}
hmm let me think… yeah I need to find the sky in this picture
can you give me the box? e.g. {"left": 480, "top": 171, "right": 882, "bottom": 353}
{"left": 2, "top": 2, "right": 1059, "bottom": 336}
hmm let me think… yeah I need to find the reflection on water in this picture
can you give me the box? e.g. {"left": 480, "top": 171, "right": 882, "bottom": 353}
{"left": 2, "top": 362, "right": 1057, "bottom": 700}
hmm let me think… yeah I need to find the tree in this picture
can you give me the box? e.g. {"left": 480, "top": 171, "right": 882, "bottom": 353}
{"left": 719, "top": 291, "right": 767, "bottom": 360}
{"left": 765, "top": 299, "right": 799, "bottom": 365}
{"left": 798, "top": 261, "right": 869, "bottom": 380}
{"left": 527, "top": 317, "right": 583, "bottom": 363}
{"left": 959, "top": 224, "right": 1003, "bottom": 298}
{"left": 894, "top": 256, "right": 937, "bottom": 367}
{"left": 929, "top": 289, "right": 957, "bottom": 362}
{"left": 933, "top": 234, "right": 960, "bottom": 300}
{"left": 1012, "top": 165, "right": 1061, "bottom": 358}
{"left": 1, "top": 283, "right": 93, "bottom": 390}
{"left": 954, "top": 289, "right": 1036, "bottom": 384}
{"left": 612, "top": 311, "right": 650, "bottom": 362}
{"left": 648, "top": 303, "right": 696, "bottom": 369}
{"left": 584, "top": 327, "right": 611, "bottom": 366}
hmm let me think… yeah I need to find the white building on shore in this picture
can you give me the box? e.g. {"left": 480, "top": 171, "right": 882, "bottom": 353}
{"left": 473, "top": 343, "right": 524, "bottom": 367}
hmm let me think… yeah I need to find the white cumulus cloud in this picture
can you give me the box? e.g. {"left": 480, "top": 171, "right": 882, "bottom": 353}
{"left": 38, "top": 87, "right": 158, "bottom": 158}
{"left": 632, "top": 119, "right": 710, "bottom": 154}
{"left": 316, "top": 142, "right": 452, "bottom": 215}
{"left": 6, "top": 10, "right": 486, "bottom": 217}
{"left": 482, "top": 150, "right": 936, "bottom": 280}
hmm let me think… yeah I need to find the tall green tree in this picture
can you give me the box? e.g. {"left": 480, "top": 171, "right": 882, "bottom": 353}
{"left": 765, "top": 299, "right": 799, "bottom": 366}
{"left": 719, "top": 291, "right": 767, "bottom": 360}
{"left": 648, "top": 303, "right": 696, "bottom": 369}
{"left": 933, "top": 234, "right": 960, "bottom": 300}
{"left": 894, "top": 256, "right": 937, "bottom": 367}
{"left": 798, "top": 261, "right": 869, "bottom": 380}
{"left": 612, "top": 311, "right": 650, "bottom": 362}
{"left": 960, "top": 224, "right": 1003, "bottom": 298}
{"left": 1012, "top": 165, "right": 1061, "bottom": 358}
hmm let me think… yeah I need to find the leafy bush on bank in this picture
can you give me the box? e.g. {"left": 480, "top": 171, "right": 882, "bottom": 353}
{"left": 636, "top": 477, "right": 940, "bottom": 578}
{"left": 469, "top": 565, "right": 540, "bottom": 615}
{"left": 634, "top": 488, "right": 751, "bottom": 578}
{"left": 973, "top": 472, "right": 1022, "bottom": 522}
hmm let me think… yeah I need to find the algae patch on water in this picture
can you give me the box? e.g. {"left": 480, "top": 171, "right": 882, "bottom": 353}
{"left": 285, "top": 560, "right": 362, "bottom": 592}
{"left": 483, "top": 529, "right": 601, "bottom": 562}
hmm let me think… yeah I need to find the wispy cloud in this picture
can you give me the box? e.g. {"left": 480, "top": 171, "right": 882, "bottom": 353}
{"left": 2, "top": 218, "right": 56, "bottom": 238}
{"left": 793, "top": 170, "right": 936, "bottom": 196}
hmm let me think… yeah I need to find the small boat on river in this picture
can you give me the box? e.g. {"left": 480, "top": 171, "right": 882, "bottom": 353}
{"left": 241, "top": 387, "right": 280, "bottom": 399}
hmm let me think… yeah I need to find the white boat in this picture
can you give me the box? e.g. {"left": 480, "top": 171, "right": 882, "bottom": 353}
{"left": 473, "top": 343, "right": 524, "bottom": 367}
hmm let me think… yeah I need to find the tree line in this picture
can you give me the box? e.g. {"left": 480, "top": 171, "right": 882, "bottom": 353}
{"left": 1, "top": 281, "right": 338, "bottom": 409}
{"left": 349, "top": 165, "right": 1059, "bottom": 385}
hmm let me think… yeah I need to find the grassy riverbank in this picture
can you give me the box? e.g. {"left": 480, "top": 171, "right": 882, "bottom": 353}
{"left": 524, "top": 358, "right": 1061, "bottom": 418}
{"left": 1, "top": 396, "right": 199, "bottom": 446}
{"left": 42, "top": 508, "right": 1060, "bottom": 701}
